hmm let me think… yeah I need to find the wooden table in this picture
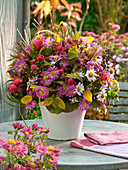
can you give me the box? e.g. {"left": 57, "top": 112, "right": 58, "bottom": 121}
{"left": 0, "top": 119, "right": 128, "bottom": 170}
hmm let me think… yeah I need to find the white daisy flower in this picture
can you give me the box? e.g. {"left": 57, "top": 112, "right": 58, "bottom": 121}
{"left": 97, "top": 91, "right": 107, "bottom": 102}
{"left": 74, "top": 70, "right": 84, "bottom": 78}
{"left": 76, "top": 82, "right": 85, "bottom": 96}
{"left": 92, "top": 56, "right": 102, "bottom": 64}
{"left": 85, "top": 69, "right": 98, "bottom": 81}
{"left": 69, "top": 97, "right": 78, "bottom": 103}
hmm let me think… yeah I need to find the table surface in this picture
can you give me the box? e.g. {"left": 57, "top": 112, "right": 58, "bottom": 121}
{"left": 0, "top": 119, "right": 128, "bottom": 170}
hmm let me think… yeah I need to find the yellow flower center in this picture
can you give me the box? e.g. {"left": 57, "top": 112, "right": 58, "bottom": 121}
{"left": 80, "top": 58, "right": 84, "bottom": 62}
{"left": 43, "top": 75, "right": 49, "bottom": 81}
{"left": 82, "top": 102, "right": 86, "bottom": 107}
{"left": 47, "top": 41, "right": 52, "bottom": 44}
{"left": 51, "top": 71, "right": 56, "bottom": 76}
{"left": 110, "top": 69, "right": 114, "bottom": 74}
{"left": 25, "top": 132, "right": 29, "bottom": 135}
{"left": 43, "top": 129, "right": 47, "bottom": 133}
{"left": 69, "top": 89, "right": 74, "bottom": 93}
{"left": 93, "top": 58, "right": 97, "bottom": 62}
{"left": 7, "top": 139, "right": 15, "bottom": 145}
{"left": 101, "top": 94, "right": 106, "bottom": 98}
{"left": 39, "top": 90, "right": 44, "bottom": 95}
{"left": 77, "top": 87, "right": 81, "bottom": 92}
{"left": 29, "top": 162, "right": 36, "bottom": 169}
{"left": 88, "top": 72, "right": 94, "bottom": 78}
{"left": 35, "top": 36, "right": 41, "bottom": 40}
{"left": 47, "top": 146, "right": 55, "bottom": 151}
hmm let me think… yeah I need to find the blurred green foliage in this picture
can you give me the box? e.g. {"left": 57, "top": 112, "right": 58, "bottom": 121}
{"left": 30, "top": 0, "right": 128, "bottom": 34}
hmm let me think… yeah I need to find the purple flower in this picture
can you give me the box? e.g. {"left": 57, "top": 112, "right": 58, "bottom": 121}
{"left": 47, "top": 67, "right": 60, "bottom": 81}
{"left": 35, "top": 86, "right": 49, "bottom": 99}
{"left": 13, "top": 59, "right": 27, "bottom": 73}
{"left": 75, "top": 57, "right": 87, "bottom": 66}
{"left": 56, "top": 86, "right": 65, "bottom": 98}
{"left": 65, "top": 85, "right": 77, "bottom": 97}
{"left": 40, "top": 72, "right": 51, "bottom": 86}
{"left": 26, "top": 100, "right": 36, "bottom": 110}
{"left": 43, "top": 37, "right": 55, "bottom": 48}
{"left": 59, "top": 57, "right": 70, "bottom": 67}
{"left": 87, "top": 61, "right": 94, "bottom": 70}
{"left": 79, "top": 98, "right": 90, "bottom": 111}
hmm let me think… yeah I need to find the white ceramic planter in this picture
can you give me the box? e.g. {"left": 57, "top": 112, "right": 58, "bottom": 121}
{"left": 40, "top": 105, "right": 86, "bottom": 140}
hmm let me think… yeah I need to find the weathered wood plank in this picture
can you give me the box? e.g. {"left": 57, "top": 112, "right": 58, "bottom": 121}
{"left": 109, "top": 107, "right": 128, "bottom": 113}
{"left": 118, "top": 91, "right": 128, "bottom": 98}
{"left": 109, "top": 114, "right": 128, "bottom": 121}
{"left": 109, "top": 99, "right": 128, "bottom": 106}
{"left": 0, "top": 0, "right": 30, "bottom": 123}
{"left": 119, "top": 82, "right": 128, "bottom": 91}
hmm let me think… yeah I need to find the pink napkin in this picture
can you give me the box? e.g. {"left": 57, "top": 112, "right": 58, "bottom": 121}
{"left": 70, "top": 132, "right": 128, "bottom": 159}
{"left": 84, "top": 131, "right": 128, "bottom": 145}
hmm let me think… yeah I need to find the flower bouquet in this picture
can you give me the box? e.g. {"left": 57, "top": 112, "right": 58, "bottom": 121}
{"left": 4, "top": 25, "right": 118, "bottom": 116}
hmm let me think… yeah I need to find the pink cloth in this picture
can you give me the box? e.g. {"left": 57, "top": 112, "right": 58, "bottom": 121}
{"left": 84, "top": 131, "right": 128, "bottom": 145}
{"left": 70, "top": 132, "right": 128, "bottom": 159}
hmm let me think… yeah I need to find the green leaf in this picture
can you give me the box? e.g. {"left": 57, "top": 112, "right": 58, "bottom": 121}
{"left": 43, "top": 98, "right": 53, "bottom": 106}
{"left": 54, "top": 81, "right": 65, "bottom": 85}
{"left": 55, "top": 96, "right": 65, "bottom": 110}
{"left": 64, "top": 74, "right": 83, "bottom": 82}
{"left": 43, "top": 60, "right": 51, "bottom": 66}
{"left": 67, "top": 52, "right": 78, "bottom": 60}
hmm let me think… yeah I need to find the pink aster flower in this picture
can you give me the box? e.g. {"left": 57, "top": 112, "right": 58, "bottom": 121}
{"left": 47, "top": 66, "right": 60, "bottom": 81}
{"left": 20, "top": 127, "right": 34, "bottom": 137}
{"left": 26, "top": 100, "right": 36, "bottom": 110}
{"left": 56, "top": 86, "right": 65, "bottom": 98}
{"left": 10, "top": 140, "right": 28, "bottom": 158}
{"left": 35, "top": 86, "right": 49, "bottom": 99}
{"left": 59, "top": 57, "right": 70, "bottom": 67}
{"left": 9, "top": 122, "right": 25, "bottom": 129}
{"left": 40, "top": 73, "right": 51, "bottom": 86}
{"left": 79, "top": 98, "right": 90, "bottom": 111}
{"left": 13, "top": 59, "right": 27, "bottom": 73}
{"left": 87, "top": 61, "right": 94, "bottom": 70}
{"left": 76, "top": 57, "right": 87, "bottom": 66}
{"left": 43, "top": 37, "right": 55, "bottom": 48}
{"left": 65, "top": 85, "right": 77, "bottom": 97}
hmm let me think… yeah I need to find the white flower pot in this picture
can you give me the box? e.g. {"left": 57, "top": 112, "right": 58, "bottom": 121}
{"left": 40, "top": 105, "right": 86, "bottom": 140}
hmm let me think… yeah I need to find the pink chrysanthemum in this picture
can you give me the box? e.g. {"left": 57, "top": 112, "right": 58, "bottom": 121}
{"left": 56, "top": 86, "right": 65, "bottom": 98}
{"left": 47, "top": 66, "right": 60, "bottom": 81}
{"left": 35, "top": 86, "right": 49, "bottom": 99}
{"left": 20, "top": 127, "right": 34, "bottom": 137}
{"left": 59, "top": 57, "right": 70, "bottom": 67}
{"left": 87, "top": 61, "right": 94, "bottom": 70}
{"left": 65, "top": 85, "right": 77, "bottom": 97}
{"left": 40, "top": 72, "right": 51, "bottom": 86}
{"left": 26, "top": 100, "right": 36, "bottom": 110}
{"left": 79, "top": 98, "right": 90, "bottom": 111}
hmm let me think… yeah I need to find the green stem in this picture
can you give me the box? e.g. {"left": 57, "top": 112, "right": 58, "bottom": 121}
{"left": 19, "top": 106, "right": 28, "bottom": 128}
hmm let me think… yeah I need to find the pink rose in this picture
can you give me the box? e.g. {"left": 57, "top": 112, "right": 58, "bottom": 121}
{"left": 34, "top": 39, "right": 43, "bottom": 51}
{"left": 8, "top": 83, "right": 18, "bottom": 94}
{"left": 36, "top": 54, "right": 44, "bottom": 62}
{"left": 14, "top": 77, "right": 22, "bottom": 85}
{"left": 31, "top": 65, "right": 37, "bottom": 71}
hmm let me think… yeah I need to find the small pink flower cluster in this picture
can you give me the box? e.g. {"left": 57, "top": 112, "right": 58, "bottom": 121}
{"left": 83, "top": 23, "right": 128, "bottom": 78}
{"left": 0, "top": 122, "right": 61, "bottom": 170}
